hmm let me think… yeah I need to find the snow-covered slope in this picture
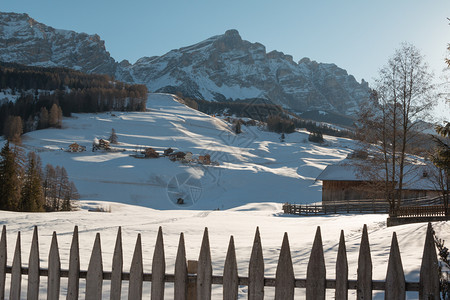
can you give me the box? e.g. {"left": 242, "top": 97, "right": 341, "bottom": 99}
{"left": 21, "top": 93, "right": 353, "bottom": 210}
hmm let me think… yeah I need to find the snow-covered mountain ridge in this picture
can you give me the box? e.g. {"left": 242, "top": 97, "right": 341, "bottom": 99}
{"left": 0, "top": 12, "right": 370, "bottom": 116}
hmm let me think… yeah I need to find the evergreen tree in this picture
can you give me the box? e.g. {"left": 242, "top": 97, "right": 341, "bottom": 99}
{"left": 0, "top": 142, "right": 22, "bottom": 210}
{"left": 109, "top": 128, "right": 118, "bottom": 144}
{"left": 234, "top": 120, "right": 242, "bottom": 134}
{"left": 20, "top": 152, "right": 44, "bottom": 212}
{"left": 4, "top": 116, "right": 23, "bottom": 143}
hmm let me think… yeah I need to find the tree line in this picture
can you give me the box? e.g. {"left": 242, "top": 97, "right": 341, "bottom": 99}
{"left": 178, "top": 95, "right": 354, "bottom": 137}
{"left": 0, "top": 142, "right": 79, "bottom": 212}
{"left": 0, "top": 62, "right": 148, "bottom": 140}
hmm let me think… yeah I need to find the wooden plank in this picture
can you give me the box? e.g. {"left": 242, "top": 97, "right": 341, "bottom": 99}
{"left": 385, "top": 232, "right": 405, "bottom": 299}
{"left": 174, "top": 233, "right": 187, "bottom": 300}
{"left": 223, "top": 235, "right": 238, "bottom": 300}
{"left": 197, "top": 227, "right": 212, "bottom": 300}
{"left": 357, "top": 224, "right": 372, "bottom": 300}
{"left": 110, "top": 227, "right": 122, "bottom": 300}
{"left": 248, "top": 227, "right": 264, "bottom": 300}
{"left": 27, "top": 226, "right": 40, "bottom": 300}
{"left": 335, "top": 230, "right": 348, "bottom": 300}
{"left": 67, "top": 226, "right": 80, "bottom": 300}
{"left": 419, "top": 223, "right": 439, "bottom": 299}
{"left": 48, "top": 231, "right": 61, "bottom": 300}
{"left": 0, "top": 226, "right": 7, "bottom": 300}
{"left": 151, "top": 227, "right": 166, "bottom": 300}
{"left": 306, "top": 227, "right": 326, "bottom": 300}
{"left": 86, "top": 233, "right": 103, "bottom": 300}
{"left": 275, "top": 232, "right": 295, "bottom": 300}
{"left": 10, "top": 232, "right": 21, "bottom": 300}
{"left": 129, "top": 233, "right": 143, "bottom": 300}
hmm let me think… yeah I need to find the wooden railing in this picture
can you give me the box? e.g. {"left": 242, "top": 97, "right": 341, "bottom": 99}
{"left": 282, "top": 202, "right": 389, "bottom": 215}
{"left": 0, "top": 224, "right": 440, "bottom": 299}
{"left": 396, "top": 205, "right": 447, "bottom": 217}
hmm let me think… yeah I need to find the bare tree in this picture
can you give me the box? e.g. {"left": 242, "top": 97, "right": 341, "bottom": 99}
{"left": 356, "top": 43, "right": 436, "bottom": 215}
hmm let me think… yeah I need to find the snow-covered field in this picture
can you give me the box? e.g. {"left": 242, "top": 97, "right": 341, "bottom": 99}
{"left": 1, "top": 93, "right": 448, "bottom": 299}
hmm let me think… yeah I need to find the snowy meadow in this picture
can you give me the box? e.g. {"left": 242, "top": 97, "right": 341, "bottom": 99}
{"left": 1, "top": 93, "right": 448, "bottom": 299}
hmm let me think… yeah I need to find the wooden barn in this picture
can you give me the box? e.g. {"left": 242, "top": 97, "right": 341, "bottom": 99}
{"left": 316, "top": 163, "right": 440, "bottom": 205}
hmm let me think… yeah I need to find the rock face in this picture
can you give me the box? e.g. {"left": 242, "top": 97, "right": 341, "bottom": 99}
{"left": 123, "top": 29, "right": 370, "bottom": 115}
{"left": 0, "top": 12, "right": 117, "bottom": 75}
{"left": 0, "top": 12, "right": 370, "bottom": 116}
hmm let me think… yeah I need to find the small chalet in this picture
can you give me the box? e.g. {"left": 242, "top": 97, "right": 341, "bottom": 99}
{"left": 68, "top": 143, "right": 86, "bottom": 153}
{"left": 316, "top": 163, "right": 439, "bottom": 204}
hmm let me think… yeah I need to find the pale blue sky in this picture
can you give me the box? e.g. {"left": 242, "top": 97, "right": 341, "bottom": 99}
{"left": 1, "top": 1, "right": 449, "bottom": 91}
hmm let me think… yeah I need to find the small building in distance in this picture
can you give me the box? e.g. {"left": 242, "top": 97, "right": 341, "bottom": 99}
{"left": 316, "top": 162, "right": 440, "bottom": 205}
{"left": 67, "top": 143, "right": 86, "bottom": 153}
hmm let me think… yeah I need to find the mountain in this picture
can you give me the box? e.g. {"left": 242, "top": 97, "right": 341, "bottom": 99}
{"left": 0, "top": 12, "right": 117, "bottom": 75}
{"left": 0, "top": 12, "right": 370, "bottom": 116}
{"left": 125, "top": 29, "right": 370, "bottom": 116}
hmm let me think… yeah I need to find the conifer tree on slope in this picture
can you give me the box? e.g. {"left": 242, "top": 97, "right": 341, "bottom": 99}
{"left": 0, "top": 142, "right": 22, "bottom": 211}
{"left": 20, "top": 152, "right": 45, "bottom": 212}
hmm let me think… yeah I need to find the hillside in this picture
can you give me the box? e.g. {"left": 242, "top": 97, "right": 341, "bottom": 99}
{"left": 17, "top": 93, "right": 355, "bottom": 210}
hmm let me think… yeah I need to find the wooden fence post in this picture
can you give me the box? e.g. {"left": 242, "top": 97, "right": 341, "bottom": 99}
{"left": 0, "top": 226, "right": 6, "bottom": 300}
{"left": 385, "top": 232, "right": 405, "bottom": 299}
{"left": 10, "top": 232, "right": 21, "bottom": 300}
{"left": 248, "top": 227, "right": 264, "bottom": 300}
{"left": 86, "top": 233, "right": 103, "bottom": 300}
{"left": 197, "top": 228, "right": 212, "bottom": 300}
{"left": 275, "top": 232, "right": 295, "bottom": 300}
{"left": 28, "top": 226, "right": 39, "bottom": 300}
{"left": 48, "top": 231, "right": 61, "bottom": 300}
{"left": 129, "top": 234, "right": 143, "bottom": 300}
{"left": 335, "top": 230, "right": 348, "bottom": 300}
{"left": 174, "top": 233, "right": 187, "bottom": 300}
{"left": 357, "top": 224, "right": 372, "bottom": 300}
{"left": 110, "top": 227, "right": 122, "bottom": 300}
{"left": 306, "top": 226, "right": 326, "bottom": 300}
{"left": 151, "top": 227, "right": 165, "bottom": 300}
{"left": 187, "top": 260, "right": 198, "bottom": 300}
{"left": 419, "top": 223, "right": 439, "bottom": 299}
{"left": 223, "top": 236, "right": 238, "bottom": 300}
{"left": 67, "top": 226, "right": 80, "bottom": 300}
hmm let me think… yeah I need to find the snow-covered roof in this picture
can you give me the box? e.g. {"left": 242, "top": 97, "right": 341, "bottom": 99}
{"left": 316, "top": 164, "right": 361, "bottom": 181}
{"left": 316, "top": 162, "right": 438, "bottom": 191}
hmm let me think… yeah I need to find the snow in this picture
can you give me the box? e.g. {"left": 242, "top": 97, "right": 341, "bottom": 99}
{"left": 1, "top": 93, "right": 447, "bottom": 299}
{"left": 1, "top": 204, "right": 448, "bottom": 299}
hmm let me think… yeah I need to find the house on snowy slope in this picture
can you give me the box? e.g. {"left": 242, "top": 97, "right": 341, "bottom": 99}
{"left": 315, "top": 163, "right": 440, "bottom": 205}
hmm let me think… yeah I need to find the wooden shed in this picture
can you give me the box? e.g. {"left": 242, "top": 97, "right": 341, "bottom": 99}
{"left": 316, "top": 163, "right": 440, "bottom": 205}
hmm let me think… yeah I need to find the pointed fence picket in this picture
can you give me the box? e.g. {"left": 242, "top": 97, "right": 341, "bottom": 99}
{"left": 0, "top": 223, "right": 441, "bottom": 299}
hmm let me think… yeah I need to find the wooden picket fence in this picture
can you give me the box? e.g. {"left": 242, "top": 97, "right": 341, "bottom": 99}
{"left": 0, "top": 223, "right": 440, "bottom": 299}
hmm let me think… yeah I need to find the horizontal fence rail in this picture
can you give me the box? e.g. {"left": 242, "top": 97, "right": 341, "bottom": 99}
{"left": 282, "top": 202, "right": 389, "bottom": 215}
{"left": 0, "top": 223, "right": 440, "bottom": 299}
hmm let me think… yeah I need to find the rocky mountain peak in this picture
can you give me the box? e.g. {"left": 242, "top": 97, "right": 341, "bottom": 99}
{"left": 0, "top": 11, "right": 117, "bottom": 75}
{"left": 0, "top": 13, "right": 370, "bottom": 117}
{"left": 212, "top": 29, "right": 245, "bottom": 51}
